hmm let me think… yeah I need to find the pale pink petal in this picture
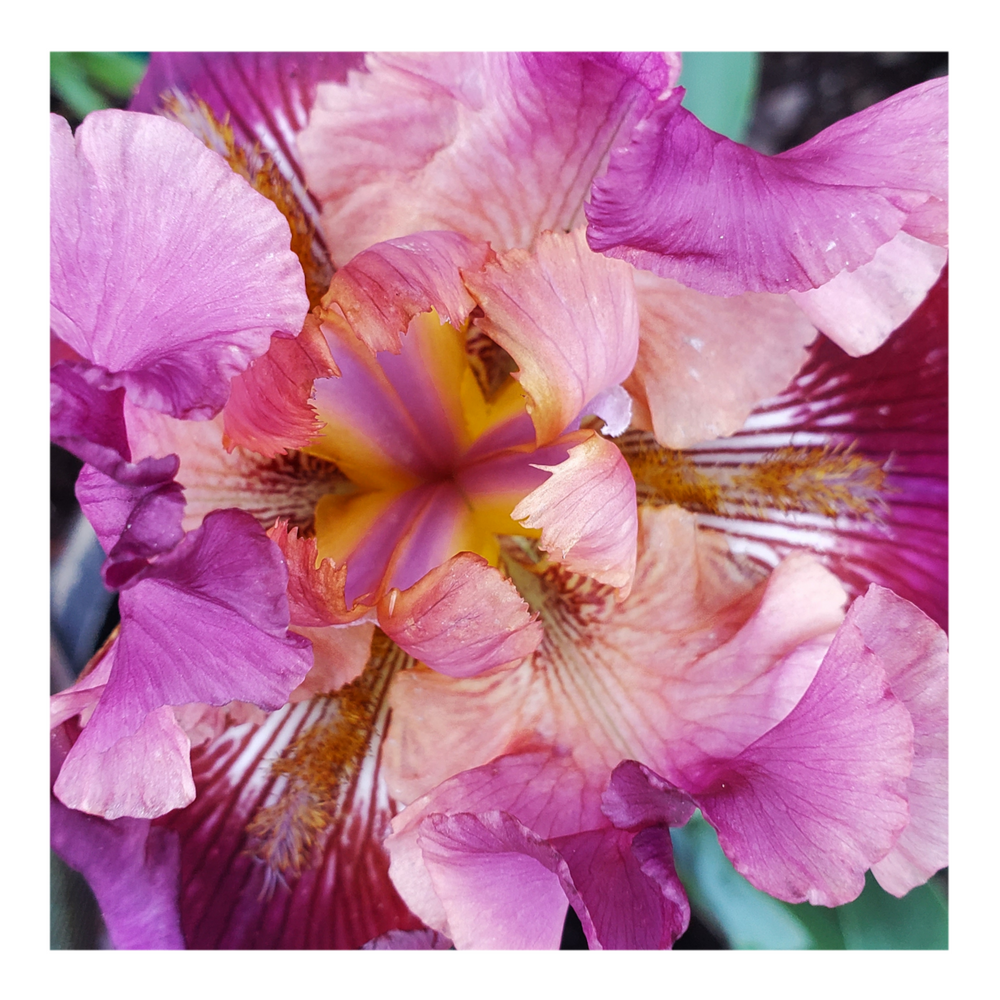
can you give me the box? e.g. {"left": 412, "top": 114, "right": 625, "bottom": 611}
{"left": 323, "top": 231, "right": 491, "bottom": 353}
{"left": 626, "top": 268, "right": 818, "bottom": 448}
{"left": 416, "top": 810, "right": 579, "bottom": 949}
{"left": 849, "top": 586, "right": 948, "bottom": 895}
{"left": 378, "top": 552, "right": 543, "bottom": 678}
{"left": 789, "top": 231, "right": 947, "bottom": 357}
{"left": 587, "top": 78, "right": 948, "bottom": 295}
{"left": 464, "top": 228, "right": 639, "bottom": 446}
{"left": 692, "top": 620, "right": 913, "bottom": 906}
{"left": 222, "top": 315, "right": 337, "bottom": 458}
{"left": 299, "top": 53, "right": 677, "bottom": 264}
{"left": 51, "top": 111, "right": 308, "bottom": 419}
{"left": 511, "top": 431, "right": 637, "bottom": 594}
{"left": 51, "top": 643, "right": 115, "bottom": 729}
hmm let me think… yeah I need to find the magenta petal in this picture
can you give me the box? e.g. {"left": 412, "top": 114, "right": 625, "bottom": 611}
{"left": 848, "top": 586, "right": 948, "bottom": 895}
{"left": 601, "top": 760, "right": 696, "bottom": 830}
{"left": 692, "top": 619, "right": 913, "bottom": 906}
{"left": 51, "top": 110, "right": 308, "bottom": 419}
{"left": 587, "top": 78, "right": 947, "bottom": 295}
{"left": 695, "top": 268, "right": 948, "bottom": 629}
{"left": 551, "top": 826, "right": 689, "bottom": 949}
{"left": 325, "top": 231, "right": 491, "bottom": 354}
{"left": 159, "top": 699, "right": 424, "bottom": 948}
{"left": 362, "top": 929, "right": 453, "bottom": 949}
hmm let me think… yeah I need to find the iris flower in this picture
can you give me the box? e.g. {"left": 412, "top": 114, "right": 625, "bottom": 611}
{"left": 50, "top": 52, "right": 948, "bottom": 950}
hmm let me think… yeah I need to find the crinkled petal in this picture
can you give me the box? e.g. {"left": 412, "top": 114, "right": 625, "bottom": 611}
{"left": 299, "top": 52, "right": 678, "bottom": 264}
{"left": 601, "top": 760, "right": 696, "bottom": 830}
{"left": 54, "top": 510, "right": 312, "bottom": 819}
{"left": 51, "top": 724, "right": 184, "bottom": 949}
{"left": 323, "top": 231, "right": 491, "bottom": 354}
{"left": 464, "top": 228, "right": 639, "bottom": 446}
{"left": 50, "top": 110, "right": 307, "bottom": 419}
{"left": 691, "top": 267, "right": 948, "bottom": 629}
{"left": 625, "top": 269, "right": 817, "bottom": 448}
{"left": 691, "top": 619, "right": 914, "bottom": 906}
{"left": 848, "top": 586, "right": 948, "bottom": 895}
{"left": 378, "top": 552, "right": 543, "bottom": 678}
{"left": 75, "top": 464, "right": 186, "bottom": 590}
{"left": 51, "top": 362, "right": 179, "bottom": 486}
{"left": 222, "top": 314, "right": 337, "bottom": 458}
{"left": 587, "top": 78, "right": 948, "bottom": 295}
{"left": 789, "top": 231, "right": 947, "bottom": 357}
{"left": 511, "top": 430, "right": 637, "bottom": 595}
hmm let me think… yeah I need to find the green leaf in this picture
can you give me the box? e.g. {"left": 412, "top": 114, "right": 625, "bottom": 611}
{"left": 51, "top": 52, "right": 150, "bottom": 120}
{"left": 678, "top": 52, "right": 760, "bottom": 143}
{"left": 834, "top": 872, "right": 948, "bottom": 949}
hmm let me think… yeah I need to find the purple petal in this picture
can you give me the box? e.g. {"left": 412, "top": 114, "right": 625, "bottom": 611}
{"left": 53, "top": 510, "right": 312, "bottom": 819}
{"left": 299, "top": 53, "right": 677, "bottom": 264}
{"left": 691, "top": 619, "right": 914, "bottom": 907}
{"left": 601, "top": 760, "right": 696, "bottom": 830}
{"left": 51, "top": 362, "right": 179, "bottom": 486}
{"left": 51, "top": 110, "right": 308, "bottom": 419}
{"left": 587, "top": 78, "right": 947, "bottom": 295}
{"left": 51, "top": 722, "right": 185, "bottom": 949}
{"left": 75, "top": 464, "right": 186, "bottom": 590}
{"left": 551, "top": 826, "right": 689, "bottom": 949}
{"left": 689, "top": 267, "right": 948, "bottom": 628}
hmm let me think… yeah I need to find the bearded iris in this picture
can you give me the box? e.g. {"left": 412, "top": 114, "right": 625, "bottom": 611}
{"left": 50, "top": 52, "right": 948, "bottom": 950}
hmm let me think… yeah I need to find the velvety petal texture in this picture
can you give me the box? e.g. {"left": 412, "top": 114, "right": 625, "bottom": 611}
{"left": 299, "top": 53, "right": 678, "bottom": 264}
{"left": 464, "top": 228, "right": 639, "bottom": 446}
{"left": 50, "top": 110, "right": 308, "bottom": 419}
{"left": 587, "top": 78, "right": 948, "bottom": 296}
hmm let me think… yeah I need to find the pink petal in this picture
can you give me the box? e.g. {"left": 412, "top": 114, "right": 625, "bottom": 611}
{"left": 511, "top": 431, "right": 637, "bottom": 594}
{"left": 54, "top": 510, "right": 312, "bottom": 819}
{"left": 789, "top": 232, "right": 947, "bottom": 357}
{"left": 416, "top": 810, "right": 579, "bottom": 949}
{"left": 299, "top": 53, "right": 677, "bottom": 264}
{"left": 50, "top": 110, "right": 308, "bottom": 419}
{"left": 222, "top": 315, "right": 338, "bottom": 458}
{"left": 692, "top": 619, "right": 914, "bottom": 906}
{"left": 848, "top": 586, "right": 948, "bottom": 895}
{"left": 625, "top": 269, "right": 818, "bottom": 448}
{"left": 362, "top": 928, "right": 453, "bottom": 949}
{"left": 692, "top": 267, "right": 948, "bottom": 629}
{"left": 464, "top": 228, "right": 639, "bottom": 446}
{"left": 158, "top": 698, "right": 425, "bottom": 948}
{"left": 323, "top": 231, "right": 491, "bottom": 354}
{"left": 51, "top": 724, "right": 184, "bottom": 950}
{"left": 378, "top": 552, "right": 543, "bottom": 678}
{"left": 587, "top": 78, "right": 948, "bottom": 295}
{"left": 601, "top": 759, "right": 696, "bottom": 830}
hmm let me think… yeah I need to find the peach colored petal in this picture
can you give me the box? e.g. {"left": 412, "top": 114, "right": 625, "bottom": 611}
{"left": 382, "top": 506, "right": 846, "bottom": 807}
{"left": 222, "top": 314, "right": 337, "bottom": 458}
{"left": 626, "top": 268, "right": 818, "bottom": 448}
{"left": 322, "top": 231, "right": 491, "bottom": 354}
{"left": 378, "top": 552, "right": 543, "bottom": 678}
{"left": 788, "top": 231, "right": 948, "bottom": 357}
{"left": 464, "top": 229, "right": 639, "bottom": 446}
{"left": 511, "top": 430, "right": 637, "bottom": 596}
